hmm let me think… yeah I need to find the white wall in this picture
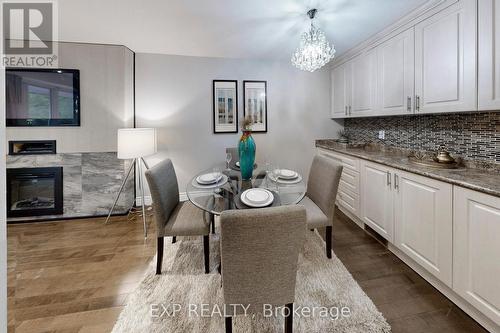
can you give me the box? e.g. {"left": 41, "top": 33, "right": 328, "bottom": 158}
{"left": 136, "top": 53, "right": 341, "bottom": 194}
{"left": 6, "top": 42, "right": 134, "bottom": 153}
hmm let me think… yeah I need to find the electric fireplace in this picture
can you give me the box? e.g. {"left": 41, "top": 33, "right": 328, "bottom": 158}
{"left": 7, "top": 167, "right": 63, "bottom": 218}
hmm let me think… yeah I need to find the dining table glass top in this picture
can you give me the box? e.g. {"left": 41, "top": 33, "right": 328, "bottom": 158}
{"left": 186, "top": 163, "right": 307, "bottom": 216}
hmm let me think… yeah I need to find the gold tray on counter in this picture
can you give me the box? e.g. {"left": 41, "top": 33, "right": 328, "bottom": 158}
{"left": 408, "top": 157, "right": 462, "bottom": 169}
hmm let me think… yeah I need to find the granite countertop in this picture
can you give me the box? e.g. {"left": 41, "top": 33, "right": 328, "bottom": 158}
{"left": 316, "top": 140, "right": 500, "bottom": 198}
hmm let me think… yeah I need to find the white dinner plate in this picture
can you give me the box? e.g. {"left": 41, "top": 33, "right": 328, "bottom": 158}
{"left": 278, "top": 169, "right": 298, "bottom": 180}
{"left": 244, "top": 188, "right": 270, "bottom": 204}
{"left": 196, "top": 173, "right": 223, "bottom": 185}
{"left": 240, "top": 189, "right": 274, "bottom": 207}
{"left": 269, "top": 173, "right": 303, "bottom": 184}
{"left": 192, "top": 174, "right": 228, "bottom": 189}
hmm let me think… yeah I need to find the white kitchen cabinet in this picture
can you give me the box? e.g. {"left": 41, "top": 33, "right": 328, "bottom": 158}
{"left": 360, "top": 161, "right": 394, "bottom": 241}
{"left": 337, "top": 167, "right": 360, "bottom": 218}
{"left": 331, "top": 62, "right": 352, "bottom": 118}
{"left": 337, "top": 184, "right": 360, "bottom": 218}
{"left": 351, "top": 49, "right": 377, "bottom": 117}
{"left": 331, "top": 64, "right": 346, "bottom": 118}
{"left": 329, "top": 150, "right": 500, "bottom": 329}
{"left": 339, "top": 167, "right": 360, "bottom": 194}
{"left": 330, "top": 0, "right": 477, "bottom": 118}
{"left": 360, "top": 158, "right": 453, "bottom": 283}
{"left": 317, "top": 149, "right": 359, "bottom": 172}
{"left": 394, "top": 171, "right": 453, "bottom": 287}
{"left": 331, "top": 49, "right": 377, "bottom": 118}
{"left": 478, "top": 0, "right": 500, "bottom": 110}
{"left": 376, "top": 28, "right": 415, "bottom": 116}
{"left": 317, "top": 148, "right": 361, "bottom": 218}
{"left": 453, "top": 187, "right": 500, "bottom": 326}
{"left": 414, "top": 0, "right": 477, "bottom": 114}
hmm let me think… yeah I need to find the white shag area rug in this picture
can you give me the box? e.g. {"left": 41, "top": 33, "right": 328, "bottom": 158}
{"left": 112, "top": 231, "right": 391, "bottom": 333}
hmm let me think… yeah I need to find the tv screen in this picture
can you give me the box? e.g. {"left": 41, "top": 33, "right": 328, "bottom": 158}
{"left": 6, "top": 68, "right": 80, "bottom": 126}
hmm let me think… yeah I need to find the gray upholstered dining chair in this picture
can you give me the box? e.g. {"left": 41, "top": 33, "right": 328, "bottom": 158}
{"left": 300, "top": 155, "right": 343, "bottom": 259}
{"left": 145, "top": 159, "right": 210, "bottom": 274}
{"left": 220, "top": 205, "right": 306, "bottom": 333}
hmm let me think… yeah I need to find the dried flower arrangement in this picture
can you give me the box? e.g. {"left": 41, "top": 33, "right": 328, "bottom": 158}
{"left": 240, "top": 115, "right": 253, "bottom": 132}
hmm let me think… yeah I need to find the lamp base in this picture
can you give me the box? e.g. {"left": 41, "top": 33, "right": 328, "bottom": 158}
{"left": 105, "top": 157, "right": 149, "bottom": 238}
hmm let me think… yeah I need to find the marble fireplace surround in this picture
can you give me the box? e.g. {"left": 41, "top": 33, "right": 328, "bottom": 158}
{"left": 6, "top": 152, "right": 134, "bottom": 222}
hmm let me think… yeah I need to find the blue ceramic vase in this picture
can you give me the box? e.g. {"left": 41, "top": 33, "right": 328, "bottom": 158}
{"left": 238, "top": 130, "right": 256, "bottom": 180}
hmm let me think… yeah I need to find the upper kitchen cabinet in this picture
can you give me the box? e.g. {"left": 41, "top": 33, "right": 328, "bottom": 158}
{"left": 350, "top": 48, "right": 378, "bottom": 117}
{"left": 331, "top": 62, "right": 351, "bottom": 118}
{"left": 331, "top": 50, "right": 377, "bottom": 119}
{"left": 414, "top": 0, "right": 477, "bottom": 114}
{"left": 376, "top": 28, "right": 415, "bottom": 116}
{"left": 478, "top": 0, "right": 500, "bottom": 110}
{"left": 330, "top": 0, "right": 478, "bottom": 118}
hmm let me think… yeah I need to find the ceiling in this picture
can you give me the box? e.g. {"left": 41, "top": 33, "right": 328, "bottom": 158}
{"left": 57, "top": 0, "right": 429, "bottom": 59}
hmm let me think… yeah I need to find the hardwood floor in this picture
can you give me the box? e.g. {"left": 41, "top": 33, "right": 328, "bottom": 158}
{"left": 331, "top": 209, "right": 489, "bottom": 333}
{"left": 7, "top": 215, "right": 157, "bottom": 333}
{"left": 6, "top": 208, "right": 489, "bottom": 333}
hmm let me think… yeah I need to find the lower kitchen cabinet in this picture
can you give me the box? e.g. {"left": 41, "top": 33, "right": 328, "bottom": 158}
{"left": 360, "top": 161, "right": 394, "bottom": 242}
{"left": 326, "top": 150, "right": 500, "bottom": 329}
{"left": 337, "top": 184, "right": 359, "bottom": 217}
{"left": 360, "top": 161, "right": 454, "bottom": 280}
{"left": 394, "top": 171, "right": 453, "bottom": 287}
{"left": 453, "top": 186, "right": 500, "bottom": 326}
{"left": 317, "top": 148, "right": 361, "bottom": 219}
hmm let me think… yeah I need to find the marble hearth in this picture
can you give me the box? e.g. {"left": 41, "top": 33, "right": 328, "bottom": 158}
{"left": 6, "top": 152, "right": 134, "bottom": 222}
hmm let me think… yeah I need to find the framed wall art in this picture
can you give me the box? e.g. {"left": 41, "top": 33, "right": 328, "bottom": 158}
{"left": 213, "top": 80, "right": 238, "bottom": 133}
{"left": 243, "top": 80, "right": 267, "bottom": 133}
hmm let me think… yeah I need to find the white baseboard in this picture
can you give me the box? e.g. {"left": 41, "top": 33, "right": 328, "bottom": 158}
{"left": 338, "top": 205, "right": 498, "bottom": 332}
{"left": 136, "top": 192, "right": 188, "bottom": 206}
{"left": 135, "top": 195, "right": 152, "bottom": 206}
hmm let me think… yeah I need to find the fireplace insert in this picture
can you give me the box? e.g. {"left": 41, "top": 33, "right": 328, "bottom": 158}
{"left": 7, "top": 167, "right": 63, "bottom": 218}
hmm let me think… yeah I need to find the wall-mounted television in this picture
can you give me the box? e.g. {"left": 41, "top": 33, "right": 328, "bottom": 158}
{"left": 6, "top": 68, "right": 80, "bottom": 126}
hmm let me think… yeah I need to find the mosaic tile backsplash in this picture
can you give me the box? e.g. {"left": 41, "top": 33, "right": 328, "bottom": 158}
{"left": 343, "top": 112, "right": 500, "bottom": 163}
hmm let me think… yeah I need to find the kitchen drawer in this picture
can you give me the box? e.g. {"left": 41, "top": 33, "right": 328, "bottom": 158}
{"left": 337, "top": 184, "right": 360, "bottom": 217}
{"left": 318, "top": 148, "right": 360, "bottom": 171}
{"left": 340, "top": 167, "right": 360, "bottom": 194}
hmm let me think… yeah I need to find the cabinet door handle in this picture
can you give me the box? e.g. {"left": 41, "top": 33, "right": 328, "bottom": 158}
{"left": 349, "top": 105, "right": 352, "bottom": 115}
{"left": 345, "top": 106, "right": 348, "bottom": 116}
{"left": 387, "top": 171, "right": 392, "bottom": 187}
{"left": 415, "top": 95, "right": 420, "bottom": 112}
{"left": 394, "top": 174, "right": 399, "bottom": 191}
{"left": 407, "top": 96, "right": 411, "bottom": 112}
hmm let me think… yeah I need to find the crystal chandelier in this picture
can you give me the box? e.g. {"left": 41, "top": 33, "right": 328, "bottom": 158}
{"left": 291, "top": 9, "right": 336, "bottom": 72}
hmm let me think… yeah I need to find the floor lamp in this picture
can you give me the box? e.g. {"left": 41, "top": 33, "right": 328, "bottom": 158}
{"left": 105, "top": 128, "right": 157, "bottom": 238}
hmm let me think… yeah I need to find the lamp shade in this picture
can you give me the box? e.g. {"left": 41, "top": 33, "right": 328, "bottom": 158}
{"left": 117, "top": 128, "right": 156, "bottom": 159}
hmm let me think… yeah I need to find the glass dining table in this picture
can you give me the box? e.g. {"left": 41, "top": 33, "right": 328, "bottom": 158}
{"left": 186, "top": 163, "right": 307, "bottom": 226}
